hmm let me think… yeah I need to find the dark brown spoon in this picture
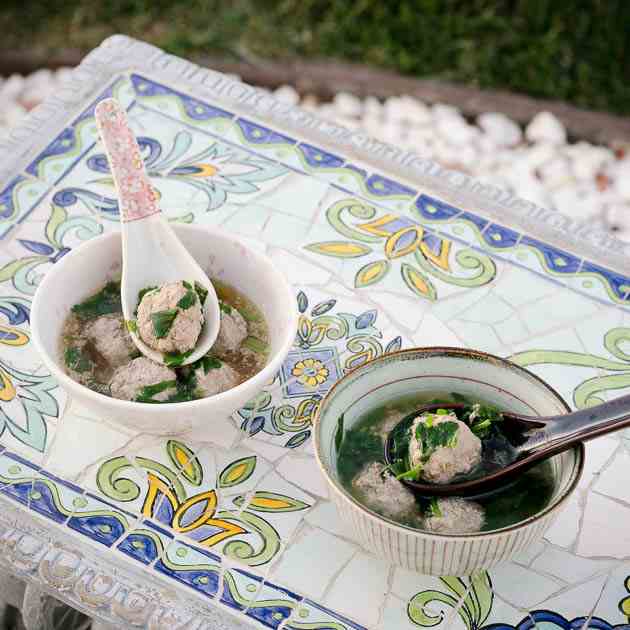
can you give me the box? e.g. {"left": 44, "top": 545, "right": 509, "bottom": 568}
{"left": 384, "top": 396, "right": 630, "bottom": 496}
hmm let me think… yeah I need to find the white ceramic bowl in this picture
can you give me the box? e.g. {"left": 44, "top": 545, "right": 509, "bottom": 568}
{"left": 31, "top": 225, "right": 297, "bottom": 434}
{"left": 314, "top": 347, "right": 584, "bottom": 576}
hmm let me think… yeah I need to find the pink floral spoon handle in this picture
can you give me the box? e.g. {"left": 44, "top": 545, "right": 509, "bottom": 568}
{"left": 94, "top": 98, "right": 160, "bottom": 223}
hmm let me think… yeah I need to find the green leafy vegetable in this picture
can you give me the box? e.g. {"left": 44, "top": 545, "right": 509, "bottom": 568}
{"left": 177, "top": 288, "right": 197, "bottom": 310}
{"left": 243, "top": 336, "right": 268, "bottom": 354}
{"left": 72, "top": 282, "right": 121, "bottom": 320}
{"left": 219, "top": 301, "right": 232, "bottom": 315}
{"left": 151, "top": 308, "right": 178, "bottom": 338}
{"left": 395, "top": 463, "right": 423, "bottom": 481}
{"left": 125, "top": 319, "right": 137, "bottom": 333}
{"left": 335, "top": 414, "right": 345, "bottom": 452}
{"left": 194, "top": 281, "right": 208, "bottom": 305}
{"left": 238, "top": 306, "right": 261, "bottom": 322}
{"left": 198, "top": 355, "right": 222, "bottom": 374}
{"left": 64, "top": 346, "right": 93, "bottom": 373}
{"left": 135, "top": 379, "right": 177, "bottom": 403}
{"left": 163, "top": 349, "right": 194, "bottom": 367}
{"left": 415, "top": 420, "right": 459, "bottom": 458}
{"left": 463, "top": 404, "right": 503, "bottom": 438}
{"left": 137, "top": 286, "right": 157, "bottom": 304}
{"left": 182, "top": 281, "right": 192, "bottom": 290}
{"left": 428, "top": 497, "right": 442, "bottom": 517}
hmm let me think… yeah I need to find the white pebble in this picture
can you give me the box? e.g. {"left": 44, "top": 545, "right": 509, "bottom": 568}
{"left": 551, "top": 182, "right": 603, "bottom": 220}
{"left": 0, "top": 74, "right": 24, "bottom": 100}
{"left": 433, "top": 138, "right": 465, "bottom": 166}
{"left": 608, "top": 158, "right": 630, "bottom": 199}
{"left": 333, "top": 91, "right": 362, "bottom": 118}
{"left": 273, "top": 85, "right": 299, "bottom": 106}
{"left": 379, "top": 121, "right": 405, "bottom": 144}
{"left": 515, "top": 142, "right": 559, "bottom": 173}
{"left": 384, "top": 95, "right": 431, "bottom": 124}
{"left": 55, "top": 67, "right": 74, "bottom": 84}
{"left": 436, "top": 116, "right": 479, "bottom": 146}
{"left": 24, "top": 68, "right": 53, "bottom": 88}
{"left": 363, "top": 96, "right": 382, "bottom": 118}
{"left": 405, "top": 127, "right": 436, "bottom": 151}
{"left": 20, "top": 84, "right": 54, "bottom": 110}
{"left": 0, "top": 102, "right": 27, "bottom": 127}
{"left": 536, "top": 155, "right": 573, "bottom": 188}
{"left": 526, "top": 111, "right": 567, "bottom": 145}
{"left": 403, "top": 96, "right": 432, "bottom": 123}
{"left": 477, "top": 112, "right": 522, "bottom": 147}
{"left": 566, "top": 142, "right": 613, "bottom": 181}
{"left": 431, "top": 103, "right": 461, "bottom": 121}
{"left": 513, "top": 175, "right": 554, "bottom": 209}
{"left": 316, "top": 103, "right": 336, "bottom": 120}
{"left": 300, "top": 95, "right": 319, "bottom": 112}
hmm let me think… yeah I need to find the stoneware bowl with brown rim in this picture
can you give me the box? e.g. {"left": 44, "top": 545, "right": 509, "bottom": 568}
{"left": 313, "top": 347, "right": 584, "bottom": 576}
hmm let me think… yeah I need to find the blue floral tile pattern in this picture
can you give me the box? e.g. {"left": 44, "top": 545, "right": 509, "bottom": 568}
{"left": 0, "top": 176, "right": 49, "bottom": 238}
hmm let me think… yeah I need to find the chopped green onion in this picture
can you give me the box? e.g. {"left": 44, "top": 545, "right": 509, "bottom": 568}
{"left": 429, "top": 497, "right": 442, "bottom": 517}
{"left": 243, "top": 336, "right": 268, "bottom": 354}
{"left": 125, "top": 319, "right": 137, "bottom": 333}
{"left": 219, "top": 301, "right": 232, "bottom": 315}
{"left": 436, "top": 408, "right": 450, "bottom": 415}
{"left": 238, "top": 307, "right": 261, "bottom": 322}
{"left": 396, "top": 463, "right": 423, "bottom": 481}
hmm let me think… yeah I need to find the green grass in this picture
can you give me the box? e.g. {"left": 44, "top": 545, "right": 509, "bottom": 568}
{"left": 3, "top": 0, "right": 629, "bottom": 114}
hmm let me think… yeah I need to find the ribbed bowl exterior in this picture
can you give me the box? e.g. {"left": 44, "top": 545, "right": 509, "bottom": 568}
{"left": 331, "top": 487, "right": 559, "bottom": 575}
{"left": 314, "top": 347, "right": 584, "bottom": 577}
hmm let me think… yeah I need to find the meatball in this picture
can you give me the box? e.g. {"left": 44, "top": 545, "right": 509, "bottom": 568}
{"left": 109, "top": 357, "right": 177, "bottom": 402}
{"left": 193, "top": 356, "right": 240, "bottom": 397}
{"left": 137, "top": 281, "right": 203, "bottom": 354}
{"left": 212, "top": 303, "right": 247, "bottom": 356}
{"left": 423, "top": 498, "right": 485, "bottom": 534}
{"left": 409, "top": 412, "right": 482, "bottom": 484}
{"left": 86, "top": 314, "right": 136, "bottom": 368}
{"left": 352, "top": 462, "right": 420, "bottom": 523}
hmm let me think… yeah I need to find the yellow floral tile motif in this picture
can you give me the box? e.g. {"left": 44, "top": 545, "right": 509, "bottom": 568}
{"left": 96, "top": 440, "right": 310, "bottom": 567}
{"left": 292, "top": 358, "right": 330, "bottom": 388}
{"left": 305, "top": 197, "right": 497, "bottom": 300}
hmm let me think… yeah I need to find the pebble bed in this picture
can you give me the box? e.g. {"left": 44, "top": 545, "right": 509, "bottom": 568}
{"left": 1, "top": 69, "right": 629, "bottom": 239}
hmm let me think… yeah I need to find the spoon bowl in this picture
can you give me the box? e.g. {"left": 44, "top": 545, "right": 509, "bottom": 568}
{"left": 386, "top": 394, "right": 630, "bottom": 496}
{"left": 94, "top": 98, "right": 220, "bottom": 365}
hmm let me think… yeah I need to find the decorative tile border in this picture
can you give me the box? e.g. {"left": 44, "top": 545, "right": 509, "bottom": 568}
{"left": 2, "top": 68, "right": 628, "bottom": 308}
{"left": 0, "top": 445, "right": 367, "bottom": 630}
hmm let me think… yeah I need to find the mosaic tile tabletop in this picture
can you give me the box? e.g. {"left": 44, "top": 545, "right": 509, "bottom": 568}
{"left": 1, "top": 36, "right": 630, "bottom": 629}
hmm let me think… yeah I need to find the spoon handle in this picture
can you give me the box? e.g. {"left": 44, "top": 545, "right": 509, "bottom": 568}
{"left": 94, "top": 98, "right": 160, "bottom": 223}
{"left": 523, "top": 392, "right": 630, "bottom": 454}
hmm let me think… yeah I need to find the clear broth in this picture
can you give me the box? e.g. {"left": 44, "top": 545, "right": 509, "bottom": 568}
{"left": 61, "top": 279, "right": 269, "bottom": 401}
{"left": 337, "top": 391, "right": 556, "bottom": 533}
